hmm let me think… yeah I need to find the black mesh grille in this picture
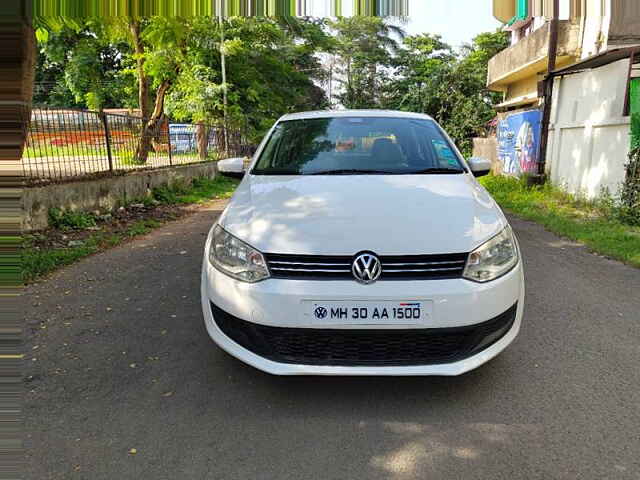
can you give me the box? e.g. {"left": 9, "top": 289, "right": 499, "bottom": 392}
{"left": 265, "top": 253, "right": 469, "bottom": 281}
{"left": 211, "top": 302, "right": 518, "bottom": 366}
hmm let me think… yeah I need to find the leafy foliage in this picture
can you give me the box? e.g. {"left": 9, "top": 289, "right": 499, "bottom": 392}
{"left": 33, "top": 16, "right": 507, "bottom": 157}
{"left": 619, "top": 147, "right": 640, "bottom": 226}
{"left": 329, "top": 17, "right": 404, "bottom": 109}
{"left": 48, "top": 208, "right": 97, "bottom": 231}
{"left": 34, "top": 23, "right": 137, "bottom": 110}
{"left": 166, "top": 17, "right": 330, "bottom": 142}
{"left": 381, "top": 31, "right": 509, "bottom": 156}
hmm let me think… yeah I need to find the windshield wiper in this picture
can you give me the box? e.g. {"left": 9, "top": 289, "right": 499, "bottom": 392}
{"left": 308, "top": 169, "right": 394, "bottom": 175}
{"left": 407, "top": 167, "right": 465, "bottom": 174}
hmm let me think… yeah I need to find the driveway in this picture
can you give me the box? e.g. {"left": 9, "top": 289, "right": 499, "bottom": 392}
{"left": 25, "top": 201, "right": 640, "bottom": 479}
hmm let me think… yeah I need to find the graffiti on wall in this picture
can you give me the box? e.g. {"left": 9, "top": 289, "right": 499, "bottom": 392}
{"left": 497, "top": 109, "right": 542, "bottom": 175}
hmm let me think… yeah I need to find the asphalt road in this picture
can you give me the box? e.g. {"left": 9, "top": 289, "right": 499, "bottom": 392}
{"left": 25, "top": 201, "right": 640, "bottom": 479}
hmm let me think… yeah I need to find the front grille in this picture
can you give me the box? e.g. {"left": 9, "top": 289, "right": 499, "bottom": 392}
{"left": 265, "top": 253, "right": 468, "bottom": 281}
{"left": 211, "top": 302, "right": 518, "bottom": 367}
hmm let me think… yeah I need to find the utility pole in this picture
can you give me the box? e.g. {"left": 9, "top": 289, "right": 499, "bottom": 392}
{"left": 328, "top": 55, "right": 334, "bottom": 108}
{"left": 217, "top": 0, "right": 229, "bottom": 155}
{"left": 537, "top": 0, "right": 560, "bottom": 177}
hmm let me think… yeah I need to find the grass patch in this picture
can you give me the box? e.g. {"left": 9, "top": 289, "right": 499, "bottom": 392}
{"left": 152, "top": 176, "right": 240, "bottom": 205}
{"left": 23, "top": 175, "right": 240, "bottom": 282}
{"left": 23, "top": 234, "right": 103, "bottom": 282}
{"left": 24, "top": 144, "right": 102, "bottom": 158}
{"left": 480, "top": 175, "right": 640, "bottom": 268}
{"left": 125, "top": 219, "right": 162, "bottom": 237}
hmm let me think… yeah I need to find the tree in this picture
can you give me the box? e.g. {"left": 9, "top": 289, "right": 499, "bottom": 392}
{"left": 127, "top": 19, "right": 151, "bottom": 121}
{"left": 33, "top": 16, "right": 331, "bottom": 161}
{"left": 382, "top": 31, "right": 509, "bottom": 156}
{"left": 329, "top": 17, "right": 405, "bottom": 109}
{"left": 19, "top": 2, "right": 36, "bottom": 161}
{"left": 130, "top": 17, "right": 189, "bottom": 163}
{"left": 33, "top": 22, "right": 136, "bottom": 110}
{"left": 166, "top": 16, "right": 330, "bottom": 145}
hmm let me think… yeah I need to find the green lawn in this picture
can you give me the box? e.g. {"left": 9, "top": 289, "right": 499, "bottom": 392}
{"left": 24, "top": 144, "right": 106, "bottom": 158}
{"left": 480, "top": 175, "right": 640, "bottom": 268}
{"left": 24, "top": 144, "right": 214, "bottom": 163}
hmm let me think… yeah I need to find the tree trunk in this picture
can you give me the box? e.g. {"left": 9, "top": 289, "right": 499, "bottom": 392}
{"left": 5, "top": 3, "right": 36, "bottom": 163}
{"left": 129, "top": 20, "right": 151, "bottom": 121}
{"left": 368, "top": 63, "right": 376, "bottom": 107}
{"left": 196, "top": 124, "right": 210, "bottom": 160}
{"left": 20, "top": 23, "right": 36, "bottom": 159}
{"left": 134, "top": 80, "right": 171, "bottom": 164}
{"left": 346, "top": 56, "right": 352, "bottom": 108}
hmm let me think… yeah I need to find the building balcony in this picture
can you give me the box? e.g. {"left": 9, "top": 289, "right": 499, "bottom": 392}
{"left": 487, "top": 20, "right": 581, "bottom": 91}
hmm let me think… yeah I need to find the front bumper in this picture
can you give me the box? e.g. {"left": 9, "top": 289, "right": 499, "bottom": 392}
{"left": 201, "top": 257, "right": 525, "bottom": 376}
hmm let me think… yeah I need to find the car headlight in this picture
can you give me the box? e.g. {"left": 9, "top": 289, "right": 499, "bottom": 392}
{"left": 463, "top": 226, "right": 518, "bottom": 282}
{"left": 208, "top": 225, "right": 270, "bottom": 283}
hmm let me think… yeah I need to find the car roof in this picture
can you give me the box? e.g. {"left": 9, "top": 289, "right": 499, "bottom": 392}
{"left": 278, "top": 110, "right": 434, "bottom": 122}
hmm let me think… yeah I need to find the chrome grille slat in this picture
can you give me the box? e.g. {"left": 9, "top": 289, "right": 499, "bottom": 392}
{"left": 270, "top": 268, "right": 351, "bottom": 273}
{"left": 384, "top": 267, "right": 462, "bottom": 272}
{"left": 265, "top": 252, "right": 469, "bottom": 280}
{"left": 269, "top": 261, "right": 350, "bottom": 267}
{"left": 384, "top": 261, "right": 466, "bottom": 266}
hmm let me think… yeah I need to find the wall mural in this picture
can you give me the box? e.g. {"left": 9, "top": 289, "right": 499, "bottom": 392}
{"left": 497, "top": 109, "right": 542, "bottom": 175}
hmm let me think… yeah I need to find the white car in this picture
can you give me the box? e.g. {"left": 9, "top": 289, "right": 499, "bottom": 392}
{"left": 202, "top": 110, "right": 524, "bottom": 376}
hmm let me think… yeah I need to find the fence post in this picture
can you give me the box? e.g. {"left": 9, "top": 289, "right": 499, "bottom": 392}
{"left": 100, "top": 112, "right": 114, "bottom": 173}
{"left": 166, "top": 120, "right": 173, "bottom": 166}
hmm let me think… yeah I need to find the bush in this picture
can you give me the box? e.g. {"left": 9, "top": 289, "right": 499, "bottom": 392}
{"left": 48, "top": 208, "right": 97, "bottom": 231}
{"left": 618, "top": 147, "right": 640, "bottom": 226}
{"left": 151, "top": 180, "right": 190, "bottom": 204}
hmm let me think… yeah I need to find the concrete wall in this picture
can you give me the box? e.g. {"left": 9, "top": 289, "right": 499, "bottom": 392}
{"left": 581, "top": 0, "right": 609, "bottom": 58}
{"left": 472, "top": 137, "right": 501, "bottom": 174}
{"left": 609, "top": 0, "right": 640, "bottom": 46}
{"left": 506, "top": 76, "right": 539, "bottom": 102}
{"left": 23, "top": 162, "right": 218, "bottom": 232}
{"left": 580, "top": 0, "right": 640, "bottom": 58}
{"left": 546, "top": 58, "right": 631, "bottom": 198}
{"left": 488, "top": 21, "right": 580, "bottom": 90}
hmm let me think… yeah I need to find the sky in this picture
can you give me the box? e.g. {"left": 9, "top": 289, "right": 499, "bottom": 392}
{"left": 404, "top": 0, "right": 501, "bottom": 46}
{"left": 309, "top": 0, "right": 502, "bottom": 48}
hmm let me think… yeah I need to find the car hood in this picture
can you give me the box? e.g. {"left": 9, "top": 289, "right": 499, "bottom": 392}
{"left": 219, "top": 174, "right": 506, "bottom": 255}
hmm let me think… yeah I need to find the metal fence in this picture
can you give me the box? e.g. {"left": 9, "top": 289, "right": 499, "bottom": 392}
{"left": 24, "top": 108, "right": 254, "bottom": 184}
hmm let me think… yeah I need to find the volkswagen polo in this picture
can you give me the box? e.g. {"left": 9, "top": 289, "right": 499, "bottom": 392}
{"left": 201, "top": 110, "right": 524, "bottom": 375}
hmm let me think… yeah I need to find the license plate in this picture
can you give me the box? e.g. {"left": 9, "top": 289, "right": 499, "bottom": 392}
{"left": 305, "top": 300, "right": 433, "bottom": 325}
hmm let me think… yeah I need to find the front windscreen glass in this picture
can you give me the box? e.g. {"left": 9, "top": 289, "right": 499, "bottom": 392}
{"left": 251, "top": 117, "right": 466, "bottom": 175}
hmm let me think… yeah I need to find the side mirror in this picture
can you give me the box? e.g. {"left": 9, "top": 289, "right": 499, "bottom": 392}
{"left": 217, "top": 157, "right": 247, "bottom": 178}
{"left": 467, "top": 157, "right": 492, "bottom": 178}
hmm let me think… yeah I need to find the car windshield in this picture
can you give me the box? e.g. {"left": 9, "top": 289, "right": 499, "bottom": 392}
{"left": 251, "top": 117, "right": 466, "bottom": 175}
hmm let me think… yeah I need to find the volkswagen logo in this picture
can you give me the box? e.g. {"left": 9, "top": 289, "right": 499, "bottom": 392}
{"left": 314, "top": 306, "right": 328, "bottom": 319}
{"left": 352, "top": 253, "right": 382, "bottom": 284}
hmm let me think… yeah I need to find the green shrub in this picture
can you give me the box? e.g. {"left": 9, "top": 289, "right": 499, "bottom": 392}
{"left": 618, "top": 147, "right": 640, "bottom": 226}
{"left": 151, "top": 185, "right": 179, "bottom": 204}
{"left": 48, "top": 208, "right": 97, "bottom": 231}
